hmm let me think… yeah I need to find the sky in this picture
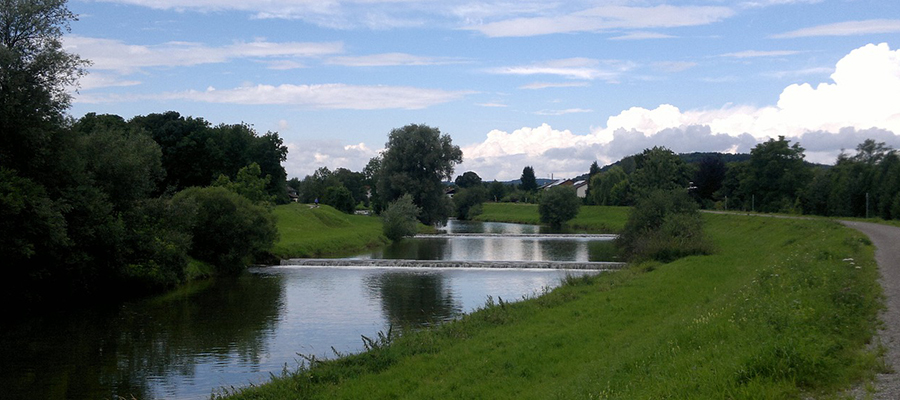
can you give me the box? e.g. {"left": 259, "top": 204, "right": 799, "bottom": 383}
{"left": 63, "top": 0, "right": 900, "bottom": 181}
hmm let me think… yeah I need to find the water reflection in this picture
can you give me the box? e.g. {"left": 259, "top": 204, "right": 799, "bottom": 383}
{"left": 0, "top": 275, "right": 283, "bottom": 400}
{"left": 364, "top": 271, "right": 461, "bottom": 329}
{"left": 365, "top": 236, "right": 617, "bottom": 263}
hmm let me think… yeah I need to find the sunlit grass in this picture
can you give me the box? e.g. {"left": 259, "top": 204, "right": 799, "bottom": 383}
{"left": 270, "top": 203, "right": 389, "bottom": 258}
{"left": 221, "top": 213, "right": 884, "bottom": 399}
{"left": 475, "top": 203, "right": 629, "bottom": 233}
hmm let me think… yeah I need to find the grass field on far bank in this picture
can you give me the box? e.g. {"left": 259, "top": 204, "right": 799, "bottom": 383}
{"left": 224, "top": 212, "right": 884, "bottom": 399}
{"left": 270, "top": 203, "right": 389, "bottom": 259}
{"left": 475, "top": 203, "right": 629, "bottom": 233}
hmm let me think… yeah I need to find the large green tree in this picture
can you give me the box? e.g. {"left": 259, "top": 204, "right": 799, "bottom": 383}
{"left": 378, "top": 124, "right": 462, "bottom": 225}
{"left": 0, "top": 0, "right": 88, "bottom": 176}
{"left": 735, "top": 136, "right": 811, "bottom": 213}
{"left": 520, "top": 166, "right": 538, "bottom": 192}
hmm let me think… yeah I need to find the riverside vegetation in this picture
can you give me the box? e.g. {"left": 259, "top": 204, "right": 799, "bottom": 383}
{"left": 220, "top": 209, "right": 884, "bottom": 399}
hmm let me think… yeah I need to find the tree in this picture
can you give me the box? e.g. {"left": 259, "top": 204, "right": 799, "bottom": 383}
{"left": 630, "top": 146, "right": 691, "bottom": 198}
{"left": 214, "top": 162, "right": 275, "bottom": 205}
{"left": 173, "top": 186, "right": 277, "bottom": 273}
{"left": 590, "top": 166, "right": 629, "bottom": 206}
{"left": 520, "top": 166, "right": 537, "bottom": 192}
{"left": 487, "top": 180, "right": 507, "bottom": 202}
{"left": 738, "top": 136, "right": 811, "bottom": 213}
{"left": 452, "top": 186, "right": 486, "bottom": 220}
{"left": 692, "top": 155, "right": 726, "bottom": 204}
{"left": 1, "top": 0, "right": 88, "bottom": 175}
{"left": 617, "top": 189, "right": 709, "bottom": 262}
{"left": 539, "top": 185, "right": 581, "bottom": 228}
{"left": 382, "top": 194, "right": 420, "bottom": 241}
{"left": 323, "top": 185, "right": 356, "bottom": 214}
{"left": 454, "top": 171, "right": 482, "bottom": 188}
{"left": 377, "top": 124, "right": 462, "bottom": 225}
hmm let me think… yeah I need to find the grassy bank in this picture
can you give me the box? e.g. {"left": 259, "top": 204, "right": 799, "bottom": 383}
{"left": 270, "top": 203, "right": 389, "bottom": 258}
{"left": 222, "top": 213, "right": 883, "bottom": 399}
{"left": 475, "top": 202, "right": 629, "bottom": 233}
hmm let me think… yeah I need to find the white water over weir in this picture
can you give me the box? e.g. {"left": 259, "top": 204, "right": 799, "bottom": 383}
{"left": 280, "top": 259, "right": 626, "bottom": 270}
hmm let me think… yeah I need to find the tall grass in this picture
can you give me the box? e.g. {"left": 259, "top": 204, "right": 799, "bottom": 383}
{"left": 220, "top": 213, "right": 884, "bottom": 399}
{"left": 270, "top": 203, "right": 389, "bottom": 258}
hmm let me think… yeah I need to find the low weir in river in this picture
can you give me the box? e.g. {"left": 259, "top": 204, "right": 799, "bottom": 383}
{"left": 280, "top": 258, "right": 626, "bottom": 270}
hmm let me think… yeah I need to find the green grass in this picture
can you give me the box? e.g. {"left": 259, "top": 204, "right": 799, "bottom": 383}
{"left": 475, "top": 202, "right": 629, "bottom": 233}
{"left": 270, "top": 203, "right": 389, "bottom": 258}
{"left": 220, "top": 213, "right": 884, "bottom": 399}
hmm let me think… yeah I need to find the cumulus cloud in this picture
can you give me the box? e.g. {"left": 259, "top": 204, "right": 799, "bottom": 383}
{"left": 458, "top": 43, "right": 900, "bottom": 180}
{"left": 284, "top": 139, "right": 381, "bottom": 178}
{"left": 77, "top": 83, "right": 475, "bottom": 110}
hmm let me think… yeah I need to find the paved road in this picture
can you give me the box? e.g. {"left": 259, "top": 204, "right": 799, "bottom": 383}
{"left": 841, "top": 221, "right": 900, "bottom": 399}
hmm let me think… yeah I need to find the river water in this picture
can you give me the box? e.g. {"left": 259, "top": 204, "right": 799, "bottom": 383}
{"left": 0, "top": 220, "right": 617, "bottom": 399}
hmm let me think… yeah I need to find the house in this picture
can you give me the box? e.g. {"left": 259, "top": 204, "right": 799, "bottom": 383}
{"left": 540, "top": 178, "right": 588, "bottom": 199}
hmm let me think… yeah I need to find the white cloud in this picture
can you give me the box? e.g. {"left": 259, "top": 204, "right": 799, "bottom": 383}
{"left": 458, "top": 43, "right": 900, "bottom": 180}
{"left": 519, "top": 82, "right": 591, "bottom": 90}
{"left": 720, "top": 50, "right": 802, "bottom": 58}
{"left": 76, "top": 73, "right": 142, "bottom": 90}
{"left": 535, "top": 108, "right": 593, "bottom": 116}
{"left": 771, "top": 19, "right": 900, "bottom": 38}
{"left": 608, "top": 31, "right": 676, "bottom": 41}
{"left": 652, "top": 61, "right": 698, "bottom": 73}
{"left": 466, "top": 5, "right": 735, "bottom": 37}
{"left": 76, "top": 83, "right": 475, "bottom": 110}
{"left": 64, "top": 36, "right": 344, "bottom": 73}
{"left": 326, "top": 53, "right": 466, "bottom": 66}
{"left": 284, "top": 139, "right": 381, "bottom": 178}
{"left": 489, "top": 58, "right": 634, "bottom": 81}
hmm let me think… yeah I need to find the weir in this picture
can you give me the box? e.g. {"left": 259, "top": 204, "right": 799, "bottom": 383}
{"left": 416, "top": 233, "right": 618, "bottom": 239}
{"left": 280, "top": 258, "right": 626, "bottom": 270}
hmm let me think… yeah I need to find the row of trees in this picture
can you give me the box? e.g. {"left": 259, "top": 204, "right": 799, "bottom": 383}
{"left": 1, "top": 1, "right": 283, "bottom": 307}
{"left": 587, "top": 137, "right": 900, "bottom": 220}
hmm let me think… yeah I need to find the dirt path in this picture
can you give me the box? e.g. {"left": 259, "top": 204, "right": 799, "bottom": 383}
{"left": 840, "top": 221, "right": 900, "bottom": 399}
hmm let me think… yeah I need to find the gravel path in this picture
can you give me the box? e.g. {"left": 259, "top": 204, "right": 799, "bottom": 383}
{"left": 841, "top": 221, "right": 900, "bottom": 399}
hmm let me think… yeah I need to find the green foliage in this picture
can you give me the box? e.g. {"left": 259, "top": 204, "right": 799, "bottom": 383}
{"left": 174, "top": 186, "right": 278, "bottom": 273}
{"left": 382, "top": 194, "right": 421, "bottom": 241}
{"left": 118, "top": 197, "right": 197, "bottom": 291}
{"left": 589, "top": 165, "right": 629, "bottom": 206}
{"left": 630, "top": 146, "right": 692, "bottom": 198}
{"left": 270, "top": 203, "right": 388, "bottom": 258}
{"left": 324, "top": 185, "right": 356, "bottom": 214}
{"left": 452, "top": 186, "right": 486, "bottom": 220}
{"left": 617, "top": 189, "right": 710, "bottom": 262}
{"left": 378, "top": 124, "right": 462, "bottom": 225}
{"left": 538, "top": 185, "right": 581, "bottom": 228}
{"left": 729, "top": 136, "right": 812, "bottom": 213}
{"left": 487, "top": 180, "right": 507, "bottom": 202}
{"left": 454, "top": 171, "right": 482, "bottom": 188}
{"left": 214, "top": 162, "right": 276, "bottom": 205}
{"left": 520, "top": 166, "right": 537, "bottom": 192}
{"left": 221, "top": 215, "right": 882, "bottom": 399}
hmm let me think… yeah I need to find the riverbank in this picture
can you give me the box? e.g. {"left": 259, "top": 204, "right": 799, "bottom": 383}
{"left": 270, "top": 203, "right": 390, "bottom": 259}
{"left": 474, "top": 203, "right": 629, "bottom": 233}
{"left": 221, "top": 212, "right": 884, "bottom": 399}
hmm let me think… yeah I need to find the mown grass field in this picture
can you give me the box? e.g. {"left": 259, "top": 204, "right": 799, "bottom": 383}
{"left": 270, "top": 203, "right": 389, "bottom": 258}
{"left": 224, "top": 212, "right": 884, "bottom": 399}
{"left": 475, "top": 202, "right": 630, "bottom": 233}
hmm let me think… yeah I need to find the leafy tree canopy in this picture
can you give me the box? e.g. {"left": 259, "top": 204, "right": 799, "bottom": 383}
{"left": 378, "top": 124, "right": 462, "bottom": 225}
{"left": 454, "top": 171, "right": 482, "bottom": 188}
{"left": 520, "top": 166, "right": 537, "bottom": 192}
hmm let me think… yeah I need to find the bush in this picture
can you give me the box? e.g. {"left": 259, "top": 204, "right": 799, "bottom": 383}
{"left": 617, "top": 189, "right": 711, "bottom": 262}
{"left": 174, "top": 186, "right": 278, "bottom": 273}
{"left": 324, "top": 185, "right": 356, "bottom": 214}
{"left": 382, "top": 194, "right": 420, "bottom": 241}
{"left": 538, "top": 186, "right": 581, "bottom": 228}
{"left": 452, "top": 186, "right": 486, "bottom": 220}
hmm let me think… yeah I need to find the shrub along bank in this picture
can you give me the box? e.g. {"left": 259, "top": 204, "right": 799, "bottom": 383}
{"left": 220, "top": 213, "right": 883, "bottom": 399}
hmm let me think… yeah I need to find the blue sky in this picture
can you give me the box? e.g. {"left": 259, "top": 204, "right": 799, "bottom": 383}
{"left": 64, "top": 0, "right": 900, "bottom": 180}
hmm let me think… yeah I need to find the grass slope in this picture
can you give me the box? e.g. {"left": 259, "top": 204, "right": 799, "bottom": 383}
{"left": 270, "top": 203, "right": 389, "bottom": 258}
{"left": 475, "top": 203, "right": 629, "bottom": 233}
{"left": 222, "top": 213, "right": 884, "bottom": 399}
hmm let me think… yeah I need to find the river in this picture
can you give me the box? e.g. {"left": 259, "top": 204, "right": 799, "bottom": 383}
{"left": 0, "top": 220, "right": 618, "bottom": 399}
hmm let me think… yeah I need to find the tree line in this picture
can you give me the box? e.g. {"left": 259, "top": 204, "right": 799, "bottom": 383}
{"left": 588, "top": 137, "right": 900, "bottom": 220}
{"left": 1, "top": 1, "right": 286, "bottom": 308}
